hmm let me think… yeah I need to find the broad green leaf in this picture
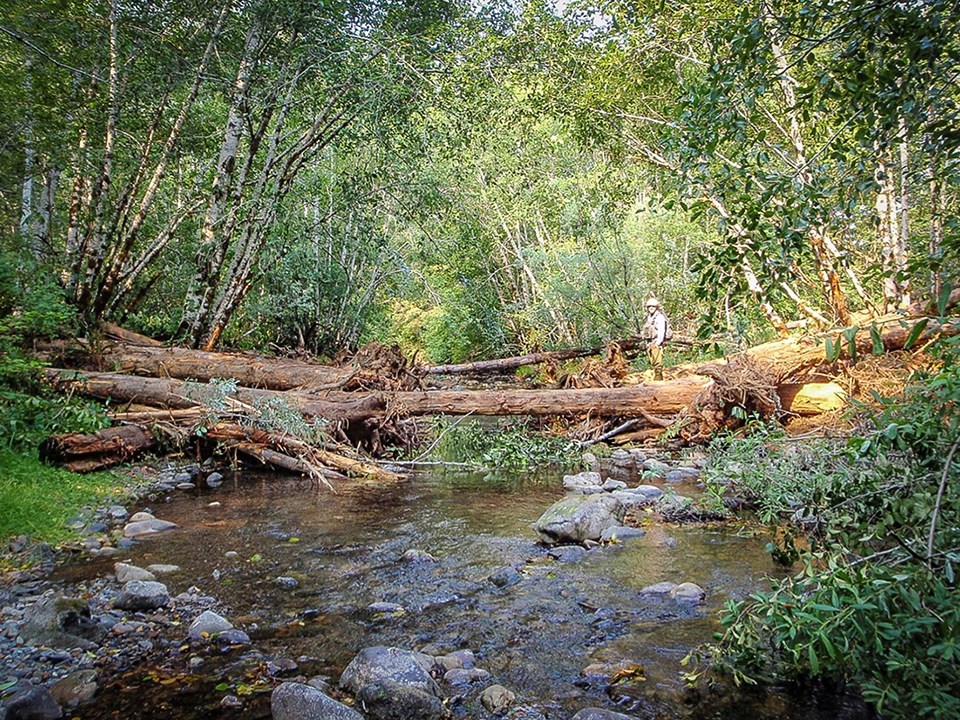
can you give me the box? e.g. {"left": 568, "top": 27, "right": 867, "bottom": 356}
{"left": 903, "top": 318, "right": 928, "bottom": 350}
{"left": 937, "top": 280, "right": 954, "bottom": 316}
{"left": 869, "top": 324, "right": 884, "bottom": 355}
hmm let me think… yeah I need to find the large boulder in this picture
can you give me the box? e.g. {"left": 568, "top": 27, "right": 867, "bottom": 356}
{"left": 354, "top": 680, "right": 446, "bottom": 720}
{"left": 3, "top": 683, "right": 63, "bottom": 720}
{"left": 19, "top": 593, "right": 101, "bottom": 650}
{"left": 339, "top": 647, "right": 441, "bottom": 698}
{"left": 271, "top": 682, "right": 364, "bottom": 720}
{"left": 532, "top": 494, "right": 625, "bottom": 544}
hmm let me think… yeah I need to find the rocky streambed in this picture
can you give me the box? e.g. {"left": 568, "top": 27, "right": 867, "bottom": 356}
{"left": 1, "top": 451, "right": 869, "bottom": 720}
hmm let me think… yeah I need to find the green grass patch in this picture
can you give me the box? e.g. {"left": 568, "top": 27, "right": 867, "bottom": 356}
{"left": 0, "top": 449, "right": 130, "bottom": 545}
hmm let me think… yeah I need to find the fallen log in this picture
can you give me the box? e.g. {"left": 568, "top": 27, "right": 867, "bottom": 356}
{"left": 39, "top": 425, "right": 156, "bottom": 472}
{"left": 45, "top": 369, "right": 713, "bottom": 420}
{"left": 424, "top": 336, "right": 696, "bottom": 375}
{"left": 777, "top": 382, "right": 847, "bottom": 416}
{"left": 37, "top": 341, "right": 356, "bottom": 391}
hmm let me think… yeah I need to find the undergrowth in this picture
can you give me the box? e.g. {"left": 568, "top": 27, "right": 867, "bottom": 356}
{"left": 427, "top": 416, "right": 579, "bottom": 470}
{"left": 685, "top": 336, "right": 960, "bottom": 720}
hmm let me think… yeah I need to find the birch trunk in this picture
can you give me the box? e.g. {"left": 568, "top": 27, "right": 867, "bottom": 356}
{"left": 182, "top": 20, "right": 263, "bottom": 346}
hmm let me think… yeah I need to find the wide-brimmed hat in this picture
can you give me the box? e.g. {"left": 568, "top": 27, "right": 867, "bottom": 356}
{"left": 645, "top": 297, "right": 661, "bottom": 308}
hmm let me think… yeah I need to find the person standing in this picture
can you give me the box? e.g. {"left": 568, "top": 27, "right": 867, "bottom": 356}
{"left": 643, "top": 297, "right": 668, "bottom": 381}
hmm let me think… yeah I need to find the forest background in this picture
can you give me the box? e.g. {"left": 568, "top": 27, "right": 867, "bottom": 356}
{"left": 1, "top": 1, "right": 959, "bottom": 719}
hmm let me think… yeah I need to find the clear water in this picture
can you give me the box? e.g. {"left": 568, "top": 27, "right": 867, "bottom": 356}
{"left": 68, "top": 467, "right": 870, "bottom": 719}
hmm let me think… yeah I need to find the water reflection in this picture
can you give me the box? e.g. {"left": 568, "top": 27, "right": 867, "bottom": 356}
{"left": 72, "top": 467, "right": 868, "bottom": 719}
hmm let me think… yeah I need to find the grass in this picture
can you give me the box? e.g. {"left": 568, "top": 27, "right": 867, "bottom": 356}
{"left": 0, "top": 448, "right": 132, "bottom": 547}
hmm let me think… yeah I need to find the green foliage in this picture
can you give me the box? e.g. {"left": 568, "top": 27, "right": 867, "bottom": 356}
{"left": 689, "top": 342, "right": 960, "bottom": 719}
{"left": 0, "top": 249, "right": 109, "bottom": 449}
{"left": 427, "top": 417, "right": 579, "bottom": 470}
{"left": 0, "top": 449, "right": 129, "bottom": 546}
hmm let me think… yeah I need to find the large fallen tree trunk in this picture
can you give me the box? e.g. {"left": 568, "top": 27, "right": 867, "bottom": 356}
{"left": 36, "top": 341, "right": 357, "bottom": 391}
{"left": 46, "top": 369, "right": 712, "bottom": 420}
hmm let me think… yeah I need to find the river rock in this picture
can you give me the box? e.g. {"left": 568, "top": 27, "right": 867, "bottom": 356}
{"left": 488, "top": 566, "right": 523, "bottom": 588}
{"left": 443, "top": 667, "right": 491, "bottom": 685}
{"left": 339, "top": 646, "right": 442, "bottom": 697}
{"left": 442, "top": 649, "right": 475, "bottom": 669}
{"left": 128, "top": 511, "right": 155, "bottom": 521}
{"left": 639, "top": 581, "right": 676, "bottom": 596}
{"left": 571, "top": 709, "right": 639, "bottom": 720}
{"left": 188, "top": 610, "right": 234, "bottom": 639}
{"left": 562, "top": 471, "right": 603, "bottom": 493}
{"left": 272, "top": 681, "right": 364, "bottom": 720}
{"left": 480, "top": 684, "right": 515, "bottom": 714}
{"left": 400, "top": 548, "right": 438, "bottom": 563}
{"left": 548, "top": 545, "right": 587, "bottom": 563}
{"left": 532, "top": 494, "right": 625, "bottom": 544}
{"left": 366, "top": 602, "right": 406, "bottom": 619}
{"left": 3, "top": 683, "right": 63, "bottom": 720}
{"left": 114, "top": 563, "right": 156, "bottom": 583}
{"left": 355, "top": 680, "right": 446, "bottom": 720}
{"left": 145, "top": 564, "right": 180, "bottom": 575}
{"left": 601, "top": 478, "right": 628, "bottom": 491}
{"left": 670, "top": 582, "right": 705, "bottom": 604}
{"left": 600, "top": 526, "right": 646, "bottom": 542}
{"left": 641, "top": 458, "right": 672, "bottom": 477}
{"left": 114, "top": 580, "right": 169, "bottom": 611}
{"left": 205, "top": 472, "right": 224, "bottom": 488}
{"left": 610, "top": 487, "right": 661, "bottom": 508}
{"left": 19, "top": 594, "right": 100, "bottom": 649}
{"left": 49, "top": 670, "right": 97, "bottom": 708}
{"left": 122, "top": 518, "right": 178, "bottom": 538}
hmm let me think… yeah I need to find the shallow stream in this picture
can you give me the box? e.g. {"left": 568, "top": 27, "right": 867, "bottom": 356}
{"left": 63, "top": 466, "right": 870, "bottom": 719}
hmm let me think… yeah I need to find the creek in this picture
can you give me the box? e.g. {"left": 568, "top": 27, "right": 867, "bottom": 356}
{"left": 60, "top": 464, "right": 870, "bottom": 720}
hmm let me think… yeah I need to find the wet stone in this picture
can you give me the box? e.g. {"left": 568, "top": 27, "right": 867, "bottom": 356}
{"left": 548, "top": 546, "right": 587, "bottom": 563}
{"left": 488, "top": 566, "right": 522, "bottom": 588}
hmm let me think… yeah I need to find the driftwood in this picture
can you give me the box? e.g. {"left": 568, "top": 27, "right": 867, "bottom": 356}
{"left": 39, "top": 425, "right": 156, "bottom": 472}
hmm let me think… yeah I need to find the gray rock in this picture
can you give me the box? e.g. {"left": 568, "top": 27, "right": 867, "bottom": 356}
{"left": 628, "top": 449, "right": 647, "bottom": 464}
{"left": 547, "top": 545, "right": 587, "bottom": 563}
{"left": 602, "top": 465, "right": 632, "bottom": 483}
{"left": 562, "top": 471, "right": 603, "bottom": 492}
{"left": 434, "top": 649, "right": 475, "bottom": 672}
{"left": 128, "top": 511, "right": 155, "bottom": 521}
{"left": 275, "top": 576, "right": 299, "bottom": 589}
{"left": 19, "top": 594, "right": 100, "bottom": 649}
{"left": 339, "top": 646, "right": 442, "bottom": 697}
{"left": 600, "top": 526, "right": 646, "bottom": 542}
{"left": 366, "top": 602, "right": 406, "bottom": 619}
{"left": 488, "top": 566, "right": 522, "bottom": 588}
{"left": 639, "top": 581, "right": 677, "bottom": 596}
{"left": 3, "top": 683, "right": 63, "bottom": 720}
{"left": 48, "top": 670, "right": 97, "bottom": 708}
{"left": 175, "top": 482, "right": 196, "bottom": 490}
{"left": 601, "top": 478, "right": 628, "bottom": 491}
{"left": 272, "top": 682, "right": 364, "bottom": 720}
{"left": 145, "top": 563, "right": 180, "bottom": 575}
{"left": 114, "top": 581, "right": 169, "bottom": 611}
{"left": 400, "top": 549, "right": 438, "bottom": 563}
{"left": 355, "top": 680, "right": 446, "bottom": 720}
{"left": 641, "top": 458, "right": 672, "bottom": 477}
{"left": 480, "top": 684, "right": 516, "bottom": 714}
{"left": 216, "top": 628, "right": 251, "bottom": 645}
{"left": 205, "top": 472, "right": 224, "bottom": 488}
{"left": 532, "top": 494, "right": 625, "bottom": 544}
{"left": 670, "top": 582, "right": 705, "bottom": 604}
{"left": 106, "top": 506, "right": 128, "bottom": 521}
{"left": 572, "top": 709, "right": 639, "bottom": 720}
{"left": 443, "top": 667, "right": 490, "bottom": 685}
{"left": 122, "top": 518, "right": 178, "bottom": 538}
{"left": 188, "top": 610, "right": 234, "bottom": 639}
{"left": 114, "top": 563, "right": 156, "bottom": 583}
